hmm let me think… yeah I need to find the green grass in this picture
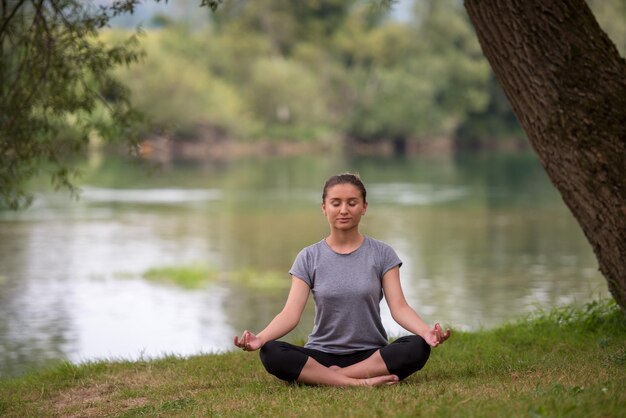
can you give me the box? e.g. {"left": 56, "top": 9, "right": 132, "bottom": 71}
{"left": 140, "top": 264, "right": 290, "bottom": 290}
{"left": 229, "top": 268, "right": 291, "bottom": 290}
{"left": 142, "top": 264, "right": 218, "bottom": 289}
{"left": 1, "top": 299, "right": 625, "bottom": 417}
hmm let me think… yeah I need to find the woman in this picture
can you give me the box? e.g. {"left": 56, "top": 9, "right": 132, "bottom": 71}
{"left": 234, "top": 173, "right": 451, "bottom": 387}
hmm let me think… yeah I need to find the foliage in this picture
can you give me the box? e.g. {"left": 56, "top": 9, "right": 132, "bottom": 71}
{"left": 109, "top": 28, "right": 256, "bottom": 139}
{"left": 0, "top": 0, "right": 150, "bottom": 209}
{"left": 113, "top": 0, "right": 496, "bottom": 145}
{"left": 246, "top": 56, "right": 331, "bottom": 139}
{"left": 0, "top": 299, "right": 624, "bottom": 417}
{"left": 342, "top": 1, "right": 490, "bottom": 142}
{"left": 527, "top": 298, "right": 625, "bottom": 332}
{"left": 212, "top": 0, "right": 356, "bottom": 54}
{"left": 345, "top": 63, "right": 442, "bottom": 141}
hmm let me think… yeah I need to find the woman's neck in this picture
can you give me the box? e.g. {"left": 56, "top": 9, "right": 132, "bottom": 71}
{"left": 325, "top": 230, "right": 364, "bottom": 254}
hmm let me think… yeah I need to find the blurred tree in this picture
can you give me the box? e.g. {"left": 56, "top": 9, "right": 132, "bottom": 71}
{"left": 465, "top": 0, "right": 626, "bottom": 311}
{"left": 112, "top": 28, "right": 255, "bottom": 139}
{"left": 204, "top": 0, "right": 360, "bottom": 140}
{"left": 212, "top": 0, "right": 356, "bottom": 55}
{"left": 345, "top": 62, "right": 443, "bottom": 151}
{"left": 203, "top": 25, "right": 274, "bottom": 85}
{"left": 333, "top": 10, "right": 414, "bottom": 69}
{"left": 454, "top": 73, "right": 525, "bottom": 150}
{"left": 246, "top": 56, "right": 331, "bottom": 139}
{"left": 413, "top": 0, "right": 490, "bottom": 138}
{"left": 344, "top": 0, "right": 490, "bottom": 151}
{"left": 291, "top": 41, "right": 351, "bottom": 127}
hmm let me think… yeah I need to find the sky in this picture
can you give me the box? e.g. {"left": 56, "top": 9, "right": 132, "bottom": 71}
{"left": 105, "top": 0, "right": 415, "bottom": 28}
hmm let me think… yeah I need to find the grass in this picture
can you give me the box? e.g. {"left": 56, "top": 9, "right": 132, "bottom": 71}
{"left": 1, "top": 299, "right": 625, "bottom": 417}
{"left": 142, "top": 264, "right": 218, "bottom": 289}
{"left": 229, "top": 268, "right": 291, "bottom": 290}
{"left": 141, "top": 264, "right": 290, "bottom": 290}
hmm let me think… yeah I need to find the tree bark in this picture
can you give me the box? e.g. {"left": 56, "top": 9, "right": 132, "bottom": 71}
{"left": 464, "top": 0, "right": 626, "bottom": 311}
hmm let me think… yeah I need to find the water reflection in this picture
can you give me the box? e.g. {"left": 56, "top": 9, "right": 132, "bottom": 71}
{"left": 368, "top": 183, "right": 468, "bottom": 205}
{"left": 80, "top": 187, "right": 222, "bottom": 204}
{"left": 64, "top": 278, "right": 233, "bottom": 361}
{"left": 0, "top": 153, "right": 608, "bottom": 377}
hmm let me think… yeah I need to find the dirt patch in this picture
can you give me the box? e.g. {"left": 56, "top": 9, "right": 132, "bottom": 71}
{"left": 53, "top": 383, "right": 113, "bottom": 417}
{"left": 52, "top": 381, "right": 149, "bottom": 417}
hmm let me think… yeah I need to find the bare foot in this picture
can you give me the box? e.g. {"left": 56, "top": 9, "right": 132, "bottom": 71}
{"left": 357, "top": 375, "right": 399, "bottom": 387}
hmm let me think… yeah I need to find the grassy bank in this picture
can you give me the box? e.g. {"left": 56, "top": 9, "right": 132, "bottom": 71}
{"left": 1, "top": 299, "right": 625, "bottom": 417}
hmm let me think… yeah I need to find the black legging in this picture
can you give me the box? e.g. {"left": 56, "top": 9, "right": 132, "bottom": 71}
{"left": 259, "top": 335, "right": 431, "bottom": 382}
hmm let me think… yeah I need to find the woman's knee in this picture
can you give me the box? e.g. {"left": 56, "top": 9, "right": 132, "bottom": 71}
{"left": 259, "top": 340, "right": 307, "bottom": 382}
{"left": 381, "top": 335, "right": 431, "bottom": 380}
{"left": 259, "top": 340, "right": 283, "bottom": 373}
{"left": 406, "top": 335, "right": 431, "bottom": 370}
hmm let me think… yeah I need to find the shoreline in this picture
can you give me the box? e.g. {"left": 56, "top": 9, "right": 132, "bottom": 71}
{"left": 135, "top": 134, "right": 530, "bottom": 163}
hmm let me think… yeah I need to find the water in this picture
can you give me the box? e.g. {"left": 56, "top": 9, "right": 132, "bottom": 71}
{"left": 0, "top": 152, "right": 607, "bottom": 377}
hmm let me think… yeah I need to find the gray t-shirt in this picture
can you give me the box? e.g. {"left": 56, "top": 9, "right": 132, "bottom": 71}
{"left": 289, "top": 236, "right": 402, "bottom": 354}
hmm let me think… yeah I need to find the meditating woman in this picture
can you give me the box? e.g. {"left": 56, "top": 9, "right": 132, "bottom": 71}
{"left": 234, "top": 173, "right": 451, "bottom": 387}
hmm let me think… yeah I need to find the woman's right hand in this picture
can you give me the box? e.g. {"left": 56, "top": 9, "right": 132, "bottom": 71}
{"left": 234, "top": 330, "right": 264, "bottom": 352}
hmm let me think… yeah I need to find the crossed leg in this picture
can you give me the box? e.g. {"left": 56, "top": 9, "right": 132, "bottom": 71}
{"left": 296, "top": 355, "right": 398, "bottom": 387}
{"left": 330, "top": 350, "right": 389, "bottom": 379}
{"left": 260, "top": 336, "right": 430, "bottom": 387}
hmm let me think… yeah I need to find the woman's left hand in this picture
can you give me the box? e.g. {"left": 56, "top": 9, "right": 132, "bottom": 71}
{"left": 424, "top": 322, "right": 451, "bottom": 347}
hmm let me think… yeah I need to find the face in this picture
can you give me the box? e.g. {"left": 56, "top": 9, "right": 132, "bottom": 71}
{"left": 322, "top": 183, "right": 368, "bottom": 231}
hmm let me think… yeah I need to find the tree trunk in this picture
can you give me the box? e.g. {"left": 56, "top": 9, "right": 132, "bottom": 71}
{"left": 464, "top": 0, "right": 626, "bottom": 311}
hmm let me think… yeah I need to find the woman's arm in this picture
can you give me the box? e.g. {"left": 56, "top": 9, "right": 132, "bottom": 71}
{"left": 382, "top": 267, "right": 451, "bottom": 347}
{"left": 234, "top": 276, "right": 310, "bottom": 351}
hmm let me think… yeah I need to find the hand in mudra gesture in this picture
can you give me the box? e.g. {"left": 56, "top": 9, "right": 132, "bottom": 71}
{"left": 423, "top": 323, "right": 451, "bottom": 347}
{"left": 234, "top": 330, "right": 263, "bottom": 352}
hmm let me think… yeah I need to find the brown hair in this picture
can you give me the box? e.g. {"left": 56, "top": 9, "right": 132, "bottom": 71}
{"left": 322, "top": 173, "right": 367, "bottom": 203}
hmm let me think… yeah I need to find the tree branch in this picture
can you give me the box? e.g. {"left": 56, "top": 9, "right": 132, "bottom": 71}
{"left": 0, "top": 0, "right": 27, "bottom": 41}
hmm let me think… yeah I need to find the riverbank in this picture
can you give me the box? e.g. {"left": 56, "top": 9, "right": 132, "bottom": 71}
{"left": 1, "top": 299, "right": 624, "bottom": 417}
{"left": 133, "top": 134, "right": 529, "bottom": 163}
